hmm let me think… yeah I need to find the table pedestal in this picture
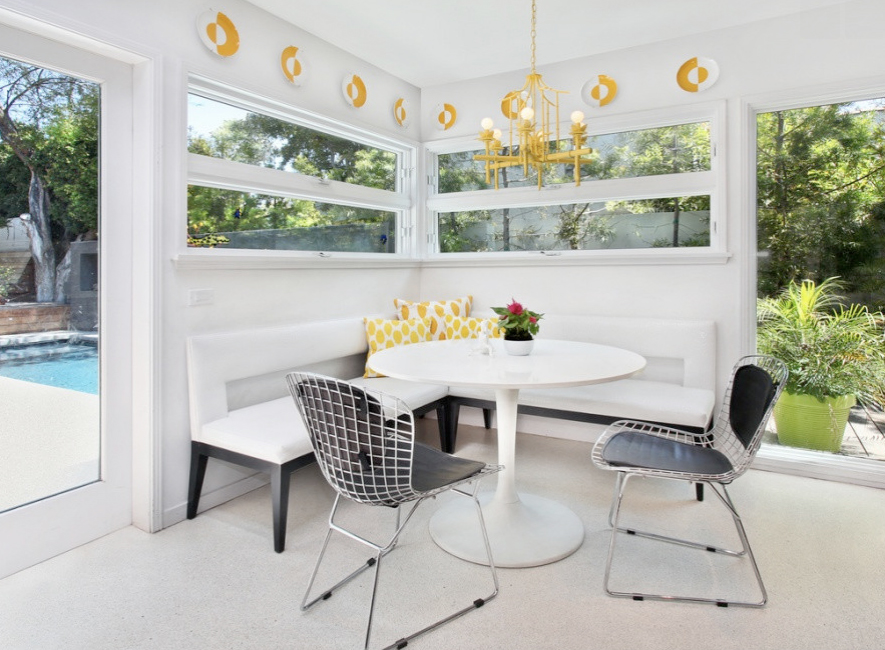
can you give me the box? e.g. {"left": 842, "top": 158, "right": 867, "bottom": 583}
{"left": 429, "top": 492, "right": 585, "bottom": 568}
{"left": 428, "top": 387, "right": 585, "bottom": 568}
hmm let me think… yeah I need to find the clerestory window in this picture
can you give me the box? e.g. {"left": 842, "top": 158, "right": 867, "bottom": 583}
{"left": 427, "top": 104, "right": 723, "bottom": 257}
{"left": 185, "top": 78, "right": 413, "bottom": 256}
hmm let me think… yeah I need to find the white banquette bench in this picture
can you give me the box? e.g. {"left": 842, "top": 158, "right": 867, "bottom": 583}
{"left": 186, "top": 313, "right": 717, "bottom": 551}
{"left": 185, "top": 317, "right": 449, "bottom": 553}
{"left": 443, "top": 314, "right": 717, "bottom": 451}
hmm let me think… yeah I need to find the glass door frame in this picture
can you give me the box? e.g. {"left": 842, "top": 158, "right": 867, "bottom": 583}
{"left": 0, "top": 17, "right": 154, "bottom": 578}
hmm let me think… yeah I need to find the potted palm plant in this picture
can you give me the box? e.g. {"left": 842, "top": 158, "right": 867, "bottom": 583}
{"left": 756, "top": 277, "right": 885, "bottom": 452}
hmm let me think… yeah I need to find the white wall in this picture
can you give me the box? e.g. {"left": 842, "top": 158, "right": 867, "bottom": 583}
{"left": 4, "top": 0, "right": 885, "bottom": 529}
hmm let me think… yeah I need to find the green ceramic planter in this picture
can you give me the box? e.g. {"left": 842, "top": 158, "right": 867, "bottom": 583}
{"left": 772, "top": 391, "right": 856, "bottom": 452}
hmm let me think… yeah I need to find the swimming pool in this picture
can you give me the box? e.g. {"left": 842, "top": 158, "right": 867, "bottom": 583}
{"left": 0, "top": 341, "right": 98, "bottom": 394}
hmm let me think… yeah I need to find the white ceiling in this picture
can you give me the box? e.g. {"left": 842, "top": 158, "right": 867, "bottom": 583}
{"left": 246, "top": 0, "right": 850, "bottom": 88}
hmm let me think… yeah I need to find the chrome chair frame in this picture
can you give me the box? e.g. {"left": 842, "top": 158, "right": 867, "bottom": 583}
{"left": 591, "top": 355, "right": 787, "bottom": 607}
{"left": 288, "top": 372, "right": 502, "bottom": 650}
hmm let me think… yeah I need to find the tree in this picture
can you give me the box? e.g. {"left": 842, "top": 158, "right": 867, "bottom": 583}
{"left": 0, "top": 57, "right": 97, "bottom": 302}
{"left": 756, "top": 103, "right": 885, "bottom": 300}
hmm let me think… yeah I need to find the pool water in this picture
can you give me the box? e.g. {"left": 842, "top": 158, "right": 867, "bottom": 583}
{"left": 0, "top": 342, "right": 98, "bottom": 394}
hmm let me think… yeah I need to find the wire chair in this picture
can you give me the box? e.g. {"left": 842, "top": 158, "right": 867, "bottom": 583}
{"left": 287, "top": 372, "right": 502, "bottom": 650}
{"left": 591, "top": 355, "right": 788, "bottom": 607}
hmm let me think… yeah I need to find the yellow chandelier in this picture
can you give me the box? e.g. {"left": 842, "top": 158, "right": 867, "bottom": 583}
{"left": 474, "top": 0, "right": 593, "bottom": 190}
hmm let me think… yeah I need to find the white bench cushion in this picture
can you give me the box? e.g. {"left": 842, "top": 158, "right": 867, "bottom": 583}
{"left": 198, "top": 397, "right": 313, "bottom": 465}
{"left": 349, "top": 376, "right": 448, "bottom": 410}
{"left": 449, "top": 379, "right": 715, "bottom": 429}
{"left": 198, "top": 377, "right": 448, "bottom": 466}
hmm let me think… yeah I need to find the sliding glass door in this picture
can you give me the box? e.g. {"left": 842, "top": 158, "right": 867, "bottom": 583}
{"left": 0, "top": 23, "right": 134, "bottom": 579}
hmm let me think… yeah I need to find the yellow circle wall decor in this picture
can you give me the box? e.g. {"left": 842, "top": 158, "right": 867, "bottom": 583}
{"left": 393, "top": 97, "right": 410, "bottom": 127}
{"left": 501, "top": 91, "right": 522, "bottom": 119}
{"left": 197, "top": 9, "right": 240, "bottom": 58}
{"left": 342, "top": 74, "right": 367, "bottom": 108}
{"left": 280, "top": 46, "right": 306, "bottom": 85}
{"left": 581, "top": 74, "right": 618, "bottom": 107}
{"left": 676, "top": 57, "right": 719, "bottom": 93}
{"left": 436, "top": 103, "right": 457, "bottom": 131}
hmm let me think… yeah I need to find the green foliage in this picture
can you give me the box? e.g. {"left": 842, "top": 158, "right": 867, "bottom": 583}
{"left": 438, "top": 210, "right": 491, "bottom": 252}
{"left": 40, "top": 90, "right": 99, "bottom": 236}
{"left": 0, "top": 265, "right": 16, "bottom": 301}
{"left": 187, "top": 234, "right": 230, "bottom": 248}
{"left": 186, "top": 186, "right": 324, "bottom": 234}
{"left": 0, "top": 144, "right": 29, "bottom": 225}
{"left": 601, "top": 122, "right": 711, "bottom": 180}
{"left": 756, "top": 277, "right": 885, "bottom": 403}
{"left": 756, "top": 103, "right": 885, "bottom": 297}
{"left": 0, "top": 57, "right": 98, "bottom": 239}
{"left": 188, "top": 108, "right": 396, "bottom": 190}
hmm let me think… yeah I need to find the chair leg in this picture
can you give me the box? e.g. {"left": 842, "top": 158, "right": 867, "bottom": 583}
{"left": 482, "top": 408, "right": 493, "bottom": 429}
{"left": 695, "top": 482, "right": 705, "bottom": 501}
{"left": 270, "top": 464, "right": 291, "bottom": 553}
{"left": 187, "top": 444, "right": 209, "bottom": 520}
{"left": 302, "top": 485, "right": 499, "bottom": 650}
{"left": 603, "top": 474, "right": 767, "bottom": 607}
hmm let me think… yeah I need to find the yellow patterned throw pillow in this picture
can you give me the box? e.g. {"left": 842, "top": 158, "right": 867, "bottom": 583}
{"left": 444, "top": 315, "right": 504, "bottom": 340}
{"left": 363, "top": 317, "right": 431, "bottom": 378}
{"left": 393, "top": 296, "right": 473, "bottom": 340}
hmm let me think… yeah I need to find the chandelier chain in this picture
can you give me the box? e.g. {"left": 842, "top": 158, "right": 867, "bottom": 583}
{"left": 473, "top": 0, "right": 592, "bottom": 190}
{"left": 530, "top": 0, "right": 537, "bottom": 73}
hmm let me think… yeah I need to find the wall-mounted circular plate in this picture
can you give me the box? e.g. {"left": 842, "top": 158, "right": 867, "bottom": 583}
{"left": 436, "top": 103, "right": 457, "bottom": 130}
{"left": 581, "top": 74, "right": 618, "bottom": 107}
{"left": 342, "top": 74, "right": 368, "bottom": 108}
{"left": 280, "top": 46, "right": 306, "bottom": 86}
{"left": 676, "top": 57, "right": 719, "bottom": 93}
{"left": 393, "top": 97, "right": 410, "bottom": 127}
{"left": 197, "top": 9, "right": 240, "bottom": 58}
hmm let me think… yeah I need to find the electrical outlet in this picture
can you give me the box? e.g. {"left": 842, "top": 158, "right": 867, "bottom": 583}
{"left": 188, "top": 288, "right": 214, "bottom": 306}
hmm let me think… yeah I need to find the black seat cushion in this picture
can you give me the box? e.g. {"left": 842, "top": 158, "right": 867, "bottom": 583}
{"left": 602, "top": 430, "right": 733, "bottom": 475}
{"left": 411, "top": 442, "right": 486, "bottom": 492}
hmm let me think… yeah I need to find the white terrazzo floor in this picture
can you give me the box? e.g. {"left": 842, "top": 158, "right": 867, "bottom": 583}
{"left": 0, "top": 421, "right": 884, "bottom": 649}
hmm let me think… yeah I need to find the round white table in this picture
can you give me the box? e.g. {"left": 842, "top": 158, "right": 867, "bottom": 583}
{"left": 368, "top": 338, "right": 646, "bottom": 568}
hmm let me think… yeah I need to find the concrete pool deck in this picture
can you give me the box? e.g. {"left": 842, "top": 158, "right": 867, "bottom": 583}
{"left": 0, "top": 376, "right": 99, "bottom": 513}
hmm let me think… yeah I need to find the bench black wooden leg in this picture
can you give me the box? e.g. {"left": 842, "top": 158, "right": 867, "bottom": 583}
{"left": 695, "top": 482, "right": 704, "bottom": 501}
{"left": 482, "top": 408, "right": 493, "bottom": 429}
{"left": 435, "top": 404, "right": 448, "bottom": 451}
{"left": 270, "top": 465, "right": 290, "bottom": 553}
{"left": 187, "top": 444, "right": 209, "bottom": 520}
{"left": 442, "top": 400, "right": 461, "bottom": 454}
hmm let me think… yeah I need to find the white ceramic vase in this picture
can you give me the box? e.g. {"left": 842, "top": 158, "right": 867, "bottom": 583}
{"left": 503, "top": 337, "right": 534, "bottom": 356}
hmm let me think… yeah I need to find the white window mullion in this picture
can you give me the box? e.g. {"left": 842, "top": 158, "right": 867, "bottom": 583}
{"left": 188, "top": 153, "right": 411, "bottom": 212}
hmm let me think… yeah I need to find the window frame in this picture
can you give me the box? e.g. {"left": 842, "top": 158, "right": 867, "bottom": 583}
{"left": 177, "top": 75, "right": 418, "bottom": 268}
{"left": 424, "top": 101, "right": 729, "bottom": 266}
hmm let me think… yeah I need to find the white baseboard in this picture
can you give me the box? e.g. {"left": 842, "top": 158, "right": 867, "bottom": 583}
{"left": 163, "top": 474, "right": 269, "bottom": 528}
